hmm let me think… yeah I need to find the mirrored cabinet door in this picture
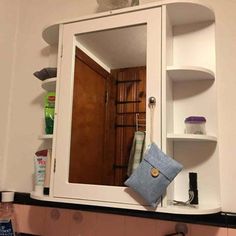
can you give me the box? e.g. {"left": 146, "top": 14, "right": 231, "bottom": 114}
{"left": 70, "top": 26, "right": 147, "bottom": 186}
{"left": 53, "top": 7, "right": 162, "bottom": 205}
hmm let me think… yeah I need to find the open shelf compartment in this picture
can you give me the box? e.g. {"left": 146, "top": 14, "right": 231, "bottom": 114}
{"left": 167, "top": 66, "right": 215, "bottom": 81}
{"left": 162, "top": 2, "right": 220, "bottom": 214}
{"left": 167, "top": 133, "right": 217, "bottom": 142}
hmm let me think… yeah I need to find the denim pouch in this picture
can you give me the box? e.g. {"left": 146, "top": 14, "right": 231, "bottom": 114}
{"left": 124, "top": 143, "right": 183, "bottom": 207}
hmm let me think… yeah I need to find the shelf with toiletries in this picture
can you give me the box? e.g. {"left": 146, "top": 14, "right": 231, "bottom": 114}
{"left": 31, "top": 1, "right": 221, "bottom": 215}
{"left": 32, "top": 69, "right": 57, "bottom": 197}
{"left": 167, "top": 117, "right": 217, "bottom": 142}
{"left": 167, "top": 66, "right": 215, "bottom": 82}
{"left": 33, "top": 68, "right": 57, "bottom": 140}
{"left": 167, "top": 134, "right": 217, "bottom": 142}
{"left": 162, "top": 2, "right": 220, "bottom": 213}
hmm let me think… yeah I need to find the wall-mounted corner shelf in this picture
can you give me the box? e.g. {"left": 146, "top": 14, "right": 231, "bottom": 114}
{"left": 39, "top": 134, "right": 53, "bottom": 140}
{"left": 167, "top": 2, "right": 215, "bottom": 26}
{"left": 42, "top": 24, "right": 60, "bottom": 45}
{"left": 167, "top": 133, "right": 217, "bottom": 142}
{"left": 163, "top": 203, "right": 221, "bottom": 215}
{"left": 167, "top": 66, "right": 215, "bottom": 81}
{"left": 42, "top": 1, "right": 215, "bottom": 45}
{"left": 41, "top": 77, "right": 57, "bottom": 91}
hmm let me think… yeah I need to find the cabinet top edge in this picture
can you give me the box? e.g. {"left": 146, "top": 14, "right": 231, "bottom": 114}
{"left": 42, "top": 0, "right": 215, "bottom": 45}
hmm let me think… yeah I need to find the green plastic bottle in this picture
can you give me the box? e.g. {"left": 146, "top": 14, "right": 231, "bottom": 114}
{"left": 44, "top": 92, "right": 56, "bottom": 134}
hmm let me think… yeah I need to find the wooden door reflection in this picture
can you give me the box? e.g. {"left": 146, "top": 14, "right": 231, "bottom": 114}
{"left": 69, "top": 47, "right": 115, "bottom": 185}
{"left": 69, "top": 48, "right": 146, "bottom": 186}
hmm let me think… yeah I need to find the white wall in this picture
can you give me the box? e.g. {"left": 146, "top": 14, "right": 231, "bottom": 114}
{"left": 1, "top": 0, "right": 98, "bottom": 191}
{"left": 1, "top": 0, "right": 236, "bottom": 212}
{"left": 0, "top": 0, "right": 20, "bottom": 190}
{"left": 207, "top": 0, "right": 236, "bottom": 212}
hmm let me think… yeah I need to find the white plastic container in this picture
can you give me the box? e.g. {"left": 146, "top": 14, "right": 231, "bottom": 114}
{"left": 184, "top": 116, "right": 206, "bottom": 134}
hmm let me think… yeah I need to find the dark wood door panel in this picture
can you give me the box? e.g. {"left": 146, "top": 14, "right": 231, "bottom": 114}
{"left": 69, "top": 47, "right": 115, "bottom": 185}
{"left": 69, "top": 47, "right": 146, "bottom": 186}
{"left": 112, "top": 67, "right": 146, "bottom": 186}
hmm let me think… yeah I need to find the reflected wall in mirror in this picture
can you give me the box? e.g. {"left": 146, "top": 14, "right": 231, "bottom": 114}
{"left": 69, "top": 24, "right": 147, "bottom": 186}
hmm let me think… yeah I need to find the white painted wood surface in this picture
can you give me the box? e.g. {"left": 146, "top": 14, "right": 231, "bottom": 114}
{"left": 34, "top": 1, "right": 221, "bottom": 214}
{"left": 42, "top": 0, "right": 215, "bottom": 45}
{"left": 52, "top": 7, "right": 162, "bottom": 207}
{"left": 167, "top": 133, "right": 217, "bottom": 142}
{"left": 167, "top": 66, "right": 215, "bottom": 81}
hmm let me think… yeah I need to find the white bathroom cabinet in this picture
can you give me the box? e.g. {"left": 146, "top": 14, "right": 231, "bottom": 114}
{"left": 31, "top": 0, "right": 221, "bottom": 215}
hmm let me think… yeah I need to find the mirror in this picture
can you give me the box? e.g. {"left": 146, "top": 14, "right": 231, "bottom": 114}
{"left": 69, "top": 24, "right": 147, "bottom": 186}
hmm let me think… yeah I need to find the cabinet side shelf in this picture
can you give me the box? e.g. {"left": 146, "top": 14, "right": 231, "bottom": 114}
{"left": 41, "top": 77, "right": 57, "bottom": 91}
{"left": 167, "top": 133, "right": 217, "bottom": 142}
{"left": 167, "top": 66, "right": 215, "bottom": 81}
{"left": 39, "top": 134, "right": 54, "bottom": 140}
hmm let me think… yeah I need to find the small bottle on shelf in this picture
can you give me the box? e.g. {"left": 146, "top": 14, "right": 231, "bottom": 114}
{"left": 0, "top": 192, "right": 18, "bottom": 236}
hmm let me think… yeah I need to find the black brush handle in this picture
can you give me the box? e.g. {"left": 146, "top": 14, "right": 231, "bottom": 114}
{"left": 189, "top": 172, "right": 198, "bottom": 204}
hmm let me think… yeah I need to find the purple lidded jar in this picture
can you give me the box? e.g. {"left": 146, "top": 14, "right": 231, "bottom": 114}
{"left": 184, "top": 116, "right": 206, "bottom": 134}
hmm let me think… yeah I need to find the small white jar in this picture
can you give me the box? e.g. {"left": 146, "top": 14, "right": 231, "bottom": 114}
{"left": 184, "top": 116, "right": 206, "bottom": 134}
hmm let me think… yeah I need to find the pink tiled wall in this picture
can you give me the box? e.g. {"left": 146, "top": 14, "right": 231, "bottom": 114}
{"left": 14, "top": 204, "right": 236, "bottom": 236}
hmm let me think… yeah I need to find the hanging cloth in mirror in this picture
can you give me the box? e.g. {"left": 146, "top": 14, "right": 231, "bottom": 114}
{"left": 127, "top": 131, "right": 145, "bottom": 177}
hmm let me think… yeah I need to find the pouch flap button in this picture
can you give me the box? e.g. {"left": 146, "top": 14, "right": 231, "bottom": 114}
{"left": 151, "top": 167, "right": 159, "bottom": 178}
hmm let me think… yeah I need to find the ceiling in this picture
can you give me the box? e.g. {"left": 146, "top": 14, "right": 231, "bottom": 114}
{"left": 76, "top": 24, "right": 147, "bottom": 70}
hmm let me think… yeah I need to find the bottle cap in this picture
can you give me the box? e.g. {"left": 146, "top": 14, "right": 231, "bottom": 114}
{"left": 185, "top": 116, "right": 206, "bottom": 124}
{"left": 1, "top": 191, "right": 15, "bottom": 202}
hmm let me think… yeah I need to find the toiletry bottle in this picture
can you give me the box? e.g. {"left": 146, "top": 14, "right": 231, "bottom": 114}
{"left": 0, "top": 192, "right": 18, "bottom": 236}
